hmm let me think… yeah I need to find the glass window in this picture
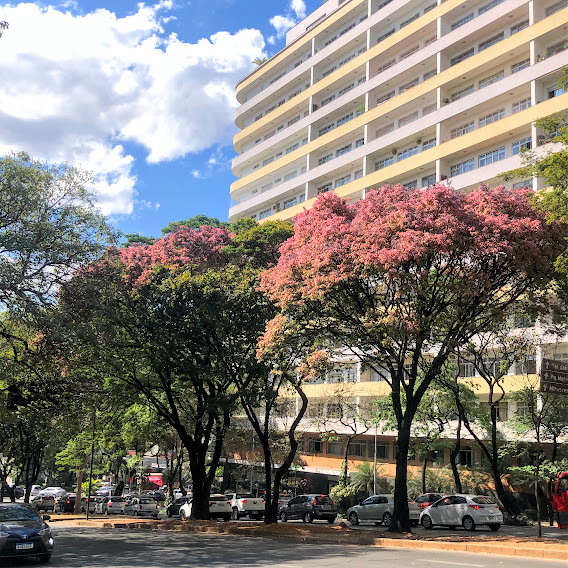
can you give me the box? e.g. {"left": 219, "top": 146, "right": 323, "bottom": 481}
{"left": 451, "top": 122, "right": 475, "bottom": 138}
{"left": 308, "top": 438, "right": 323, "bottom": 453}
{"left": 348, "top": 440, "right": 367, "bottom": 458}
{"left": 478, "top": 0, "right": 504, "bottom": 15}
{"left": 451, "top": 85, "right": 474, "bottom": 102}
{"left": 422, "top": 138, "right": 436, "bottom": 151}
{"left": 478, "top": 32, "right": 504, "bottom": 52}
{"left": 451, "top": 13, "right": 473, "bottom": 30}
{"left": 479, "top": 71, "right": 504, "bottom": 89}
{"left": 479, "top": 146, "right": 505, "bottom": 167}
{"left": 377, "top": 91, "right": 395, "bottom": 105}
{"left": 336, "top": 144, "right": 352, "bottom": 157}
{"left": 512, "top": 137, "right": 532, "bottom": 155}
{"left": 513, "top": 180, "right": 533, "bottom": 189}
{"left": 479, "top": 109, "right": 504, "bottom": 127}
{"left": 318, "top": 153, "right": 333, "bottom": 165}
{"left": 450, "top": 159, "right": 475, "bottom": 176}
{"left": 375, "top": 157, "right": 394, "bottom": 170}
{"left": 355, "top": 169, "right": 363, "bottom": 180}
{"left": 375, "top": 443, "right": 389, "bottom": 459}
{"left": 283, "top": 197, "right": 297, "bottom": 210}
{"left": 337, "top": 112, "right": 354, "bottom": 127}
{"left": 319, "top": 123, "right": 335, "bottom": 136}
{"left": 356, "top": 138, "right": 365, "bottom": 148}
{"left": 422, "top": 174, "right": 436, "bottom": 187}
{"left": 459, "top": 447, "right": 473, "bottom": 466}
{"left": 397, "top": 146, "right": 419, "bottom": 161}
{"left": 512, "top": 98, "right": 531, "bottom": 113}
{"left": 335, "top": 174, "right": 351, "bottom": 188}
{"left": 511, "top": 58, "right": 530, "bottom": 74}
{"left": 450, "top": 49, "right": 474, "bottom": 67}
{"left": 259, "top": 208, "right": 273, "bottom": 220}
{"left": 327, "top": 440, "right": 344, "bottom": 455}
{"left": 511, "top": 20, "right": 529, "bottom": 34}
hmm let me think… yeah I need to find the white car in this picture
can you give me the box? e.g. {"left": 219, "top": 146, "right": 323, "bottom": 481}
{"left": 96, "top": 496, "right": 126, "bottom": 515}
{"left": 38, "top": 487, "right": 67, "bottom": 498}
{"left": 122, "top": 496, "right": 158, "bottom": 517}
{"left": 225, "top": 492, "right": 264, "bottom": 520}
{"left": 180, "top": 494, "right": 232, "bottom": 521}
{"left": 420, "top": 494, "right": 503, "bottom": 531}
{"left": 346, "top": 495, "right": 420, "bottom": 527}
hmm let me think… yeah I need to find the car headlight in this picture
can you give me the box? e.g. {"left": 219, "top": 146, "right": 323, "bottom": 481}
{"left": 0, "top": 532, "right": 10, "bottom": 538}
{"left": 38, "top": 528, "right": 51, "bottom": 536}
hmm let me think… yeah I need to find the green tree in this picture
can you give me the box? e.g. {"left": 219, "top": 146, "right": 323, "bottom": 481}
{"left": 120, "top": 233, "right": 155, "bottom": 247}
{"left": 161, "top": 214, "right": 227, "bottom": 235}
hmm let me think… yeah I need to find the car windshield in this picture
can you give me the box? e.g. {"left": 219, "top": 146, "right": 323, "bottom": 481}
{"left": 110, "top": 498, "right": 124, "bottom": 502}
{"left": 236, "top": 493, "right": 254, "bottom": 499}
{"left": 472, "top": 497, "right": 496, "bottom": 505}
{"left": 210, "top": 496, "right": 227, "bottom": 502}
{"left": 315, "top": 496, "right": 333, "bottom": 505}
{"left": 0, "top": 505, "right": 40, "bottom": 522}
{"left": 139, "top": 499, "right": 153, "bottom": 504}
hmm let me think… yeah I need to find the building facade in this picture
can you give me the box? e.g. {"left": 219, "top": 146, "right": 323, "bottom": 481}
{"left": 230, "top": 0, "right": 568, "bottom": 491}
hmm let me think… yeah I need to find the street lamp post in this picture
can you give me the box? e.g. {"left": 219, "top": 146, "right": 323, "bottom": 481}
{"left": 373, "top": 423, "right": 377, "bottom": 496}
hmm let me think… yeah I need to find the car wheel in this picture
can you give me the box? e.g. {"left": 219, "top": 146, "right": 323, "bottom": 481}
{"left": 462, "top": 515, "right": 476, "bottom": 531}
{"left": 303, "top": 512, "right": 313, "bottom": 523}
{"left": 348, "top": 512, "right": 359, "bottom": 526}
{"left": 382, "top": 512, "right": 392, "bottom": 527}
{"left": 421, "top": 515, "right": 433, "bottom": 529}
{"left": 180, "top": 510, "right": 187, "bottom": 520}
{"left": 280, "top": 511, "right": 287, "bottom": 523}
{"left": 38, "top": 553, "right": 52, "bottom": 563}
{"left": 167, "top": 510, "right": 172, "bottom": 518}
{"left": 488, "top": 523, "right": 500, "bottom": 531}
{"left": 231, "top": 508, "right": 238, "bottom": 520}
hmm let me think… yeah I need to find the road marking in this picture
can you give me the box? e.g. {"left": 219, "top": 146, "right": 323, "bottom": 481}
{"left": 429, "top": 561, "right": 485, "bottom": 567}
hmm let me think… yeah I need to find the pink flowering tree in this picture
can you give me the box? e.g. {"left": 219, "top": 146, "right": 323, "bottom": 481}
{"left": 261, "top": 184, "right": 566, "bottom": 532}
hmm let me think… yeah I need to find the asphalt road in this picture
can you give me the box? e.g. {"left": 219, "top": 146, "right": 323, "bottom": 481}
{"left": 0, "top": 527, "right": 564, "bottom": 567}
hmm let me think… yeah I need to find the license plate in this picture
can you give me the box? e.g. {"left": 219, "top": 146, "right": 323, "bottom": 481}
{"left": 16, "top": 543, "right": 34, "bottom": 551}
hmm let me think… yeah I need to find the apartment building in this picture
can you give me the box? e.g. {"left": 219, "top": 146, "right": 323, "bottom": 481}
{"left": 229, "top": 0, "right": 568, "bottom": 490}
{"left": 230, "top": 0, "right": 568, "bottom": 223}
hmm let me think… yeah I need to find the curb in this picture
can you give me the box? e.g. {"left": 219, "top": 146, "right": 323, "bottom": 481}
{"left": 54, "top": 518, "right": 568, "bottom": 561}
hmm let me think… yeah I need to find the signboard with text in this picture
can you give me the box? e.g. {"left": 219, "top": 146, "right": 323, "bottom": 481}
{"left": 540, "top": 358, "right": 568, "bottom": 396}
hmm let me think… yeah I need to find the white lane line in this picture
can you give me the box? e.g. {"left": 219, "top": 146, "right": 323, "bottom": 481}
{"left": 428, "top": 561, "right": 485, "bottom": 567}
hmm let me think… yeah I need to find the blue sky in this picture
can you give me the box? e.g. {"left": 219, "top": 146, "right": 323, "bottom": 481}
{"left": 0, "top": 0, "right": 321, "bottom": 238}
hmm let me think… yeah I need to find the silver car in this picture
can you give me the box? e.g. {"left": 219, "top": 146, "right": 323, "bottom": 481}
{"left": 420, "top": 494, "right": 503, "bottom": 531}
{"left": 346, "top": 494, "right": 420, "bottom": 526}
{"left": 122, "top": 496, "right": 158, "bottom": 517}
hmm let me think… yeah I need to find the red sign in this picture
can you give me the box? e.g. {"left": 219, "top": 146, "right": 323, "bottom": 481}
{"left": 147, "top": 475, "right": 163, "bottom": 487}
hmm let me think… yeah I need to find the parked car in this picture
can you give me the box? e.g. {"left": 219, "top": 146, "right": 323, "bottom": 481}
{"left": 122, "top": 496, "right": 158, "bottom": 517}
{"left": 180, "top": 494, "right": 231, "bottom": 521}
{"left": 95, "top": 486, "right": 115, "bottom": 497}
{"left": 346, "top": 495, "right": 420, "bottom": 527}
{"left": 30, "top": 496, "right": 55, "bottom": 513}
{"left": 80, "top": 496, "right": 97, "bottom": 514}
{"left": 279, "top": 494, "right": 337, "bottom": 524}
{"left": 151, "top": 490, "right": 166, "bottom": 502}
{"left": 38, "top": 487, "right": 67, "bottom": 499}
{"left": 166, "top": 496, "right": 191, "bottom": 518}
{"left": 1, "top": 485, "right": 24, "bottom": 499}
{"left": 276, "top": 494, "right": 292, "bottom": 511}
{"left": 413, "top": 493, "right": 445, "bottom": 509}
{"left": 54, "top": 494, "right": 76, "bottom": 513}
{"left": 96, "top": 496, "right": 125, "bottom": 515}
{"left": 225, "top": 492, "right": 264, "bottom": 520}
{"left": 420, "top": 494, "right": 503, "bottom": 531}
{"left": 0, "top": 503, "right": 54, "bottom": 563}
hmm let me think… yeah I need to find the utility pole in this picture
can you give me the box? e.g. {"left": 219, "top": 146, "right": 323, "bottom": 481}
{"left": 373, "top": 423, "right": 377, "bottom": 496}
{"left": 85, "top": 409, "right": 96, "bottom": 520}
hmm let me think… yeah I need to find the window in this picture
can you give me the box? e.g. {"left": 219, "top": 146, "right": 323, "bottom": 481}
{"left": 376, "top": 123, "right": 395, "bottom": 137}
{"left": 288, "top": 116, "right": 300, "bottom": 126}
{"left": 422, "top": 138, "right": 436, "bottom": 151}
{"left": 324, "top": 35, "right": 337, "bottom": 47}
{"left": 424, "top": 2, "right": 437, "bottom": 13}
{"left": 335, "top": 174, "right": 351, "bottom": 187}
{"left": 264, "top": 131, "right": 275, "bottom": 140}
{"left": 318, "top": 153, "right": 333, "bottom": 165}
{"left": 286, "top": 143, "right": 299, "bottom": 154}
{"left": 337, "top": 112, "right": 354, "bottom": 126}
{"left": 375, "top": 156, "right": 394, "bottom": 170}
{"left": 423, "top": 69, "right": 437, "bottom": 80}
{"left": 402, "top": 180, "right": 417, "bottom": 190}
{"left": 319, "top": 123, "right": 335, "bottom": 136}
{"left": 451, "top": 13, "right": 473, "bottom": 30}
{"left": 400, "top": 14, "right": 419, "bottom": 28}
{"left": 513, "top": 180, "right": 533, "bottom": 189}
{"left": 546, "top": 0, "right": 568, "bottom": 16}
{"left": 308, "top": 438, "right": 323, "bottom": 453}
{"left": 422, "top": 173, "right": 436, "bottom": 187}
{"left": 284, "top": 171, "right": 297, "bottom": 182}
{"left": 327, "top": 440, "right": 343, "bottom": 455}
{"left": 450, "top": 158, "right": 475, "bottom": 176}
{"left": 512, "top": 137, "right": 532, "bottom": 155}
{"left": 259, "top": 208, "right": 273, "bottom": 220}
{"left": 478, "top": 32, "right": 504, "bottom": 52}
{"left": 377, "top": 91, "right": 395, "bottom": 105}
{"left": 451, "top": 121, "right": 475, "bottom": 138}
{"left": 451, "top": 84, "right": 474, "bottom": 101}
{"left": 322, "top": 66, "right": 336, "bottom": 79}
{"left": 338, "top": 83, "right": 355, "bottom": 97}
{"left": 511, "top": 58, "right": 530, "bottom": 74}
{"left": 336, "top": 144, "right": 352, "bottom": 157}
{"left": 340, "top": 22, "right": 356, "bottom": 36}
{"left": 317, "top": 183, "right": 332, "bottom": 195}
{"left": 377, "top": 29, "right": 395, "bottom": 43}
{"left": 459, "top": 447, "right": 473, "bottom": 466}
{"left": 548, "top": 85, "right": 565, "bottom": 98}
{"left": 398, "top": 146, "right": 418, "bottom": 161}
{"left": 459, "top": 361, "right": 477, "bottom": 377}
{"left": 370, "top": 368, "right": 390, "bottom": 381}
{"left": 511, "top": 20, "right": 529, "bottom": 34}
{"left": 400, "top": 45, "right": 419, "bottom": 60}
{"left": 321, "top": 94, "right": 336, "bottom": 107}
{"left": 327, "top": 403, "right": 343, "bottom": 419}
{"left": 375, "top": 443, "right": 389, "bottom": 459}
{"left": 513, "top": 98, "right": 531, "bottom": 113}
{"left": 356, "top": 138, "right": 365, "bottom": 148}
{"left": 478, "top": 0, "right": 504, "bottom": 15}
{"left": 377, "top": 59, "right": 395, "bottom": 74}
{"left": 348, "top": 440, "right": 367, "bottom": 458}
{"left": 450, "top": 48, "right": 474, "bottom": 67}
{"left": 479, "top": 70, "right": 504, "bottom": 89}
{"left": 479, "top": 108, "right": 504, "bottom": 127}
{"left": 479, "top": 146, "right": 505, "bottom": 167}
{"left": 355, "top": 169, "right": 363, "bottom": 179}
{"left": 288, "top": 89, "right": 301, "bottom": 100}
{"left": 423, "top": 103, "right": 437, "bottom": 115}
{"left": 283, "top": 197, "right": 297, "bottom": 210}
{"left": 399, "top": 78, "right": 419, "bottom": 93}
{"left": 263, "top": 156, "right": 274, "bottom": 166}
{"left": 399, "top": 112, "right": 418, "bottom": 127}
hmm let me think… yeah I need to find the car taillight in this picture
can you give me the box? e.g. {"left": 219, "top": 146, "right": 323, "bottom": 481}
{"left": 66, "top": 500, "right": 71, "bottom": 504}
{"left": 312, "top": 498, "right": 317, "bottom": 506}
{"left": 469, "top": 504, "right": 482, "bottom": 510}
{"left": 262, "top": 500, "right": 265, "bottom": 504}
{"left": 209, "top": 502, "right": 213, "bottom": 507}
{"left": 108, "top": 503, "right": 112, "bottom": 507}
{"left": 240, "top": 499, "right": 246, "bottom": 503}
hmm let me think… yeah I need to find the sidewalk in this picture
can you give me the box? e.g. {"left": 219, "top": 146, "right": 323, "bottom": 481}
{"left": 50, "top": 515, "right": 568, "bottom": 561}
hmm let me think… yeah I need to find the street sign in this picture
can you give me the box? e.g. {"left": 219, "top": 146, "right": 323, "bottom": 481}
{"left": 540, "top": 358, "right": 568, "bottom": 395}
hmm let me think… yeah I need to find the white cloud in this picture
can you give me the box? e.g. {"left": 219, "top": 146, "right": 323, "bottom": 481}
{"left": 0, "top": 2, "right": 265, "bottom": 215}
{"left": 269, "top": 0, "right": 306, "bottom": 40}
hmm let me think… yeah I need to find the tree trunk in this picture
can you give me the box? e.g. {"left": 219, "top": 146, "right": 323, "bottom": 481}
{"left": 391, "top": 420, "right": 412, "bottom": 533}
{"left": 449, "top": 416, "right": 463, "bottom": 493}
{"left": 535, "top": 431, "right": 541, "bottom": 538}
{"left": 421, "top": 457, "right": 428, "bottom": 494}
{"left": 74, "top": 468, "right": 84, "bottom": 514}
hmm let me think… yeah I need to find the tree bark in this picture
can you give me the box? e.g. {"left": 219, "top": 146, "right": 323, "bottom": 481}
{"left": 449, "top": 414, "right": 463, "bottom": 493}
{"left": 391, "top": 419, "right": 412, "bottom": 532}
